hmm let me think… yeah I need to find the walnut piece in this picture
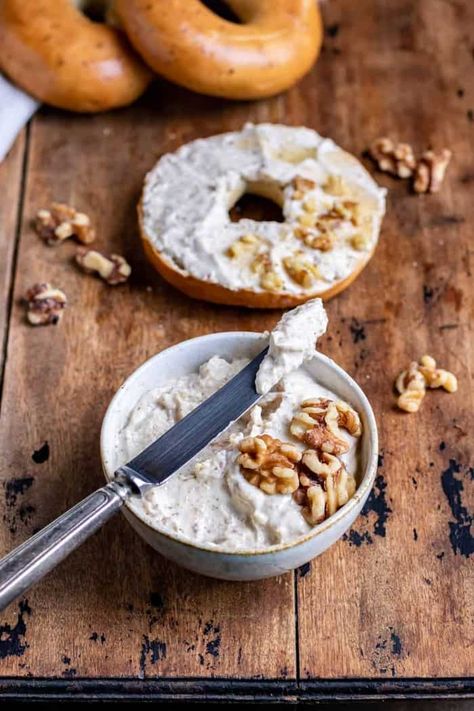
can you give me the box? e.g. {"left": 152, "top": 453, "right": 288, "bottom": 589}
{"left": 369, "top": 137, "right": 417, "bottom": 178}
{"left": 251, "top": 252, "right": 284, "bottom": 292}
{"left": 226, "top": 233, "right": 259, "bottom": 259}
{"left": 323, "top": 175, "right": 350, "bottom": 196}
{"left": 413, "top": 149, "right": 452, "bottom": 194}
{"left": 283, "top": 253, "right": 321, "bottom": 288}
{"left": 237, "top": 434, "right": 301, "bottom": 495}
{"left": 290, "top": 398, "right": 362, "bottom": 455}
{"left": 296, "top": 227, "right": 334, "bottom": 252}
{"left": 75, "top": 248, "right": 131, "bottom": 285}
{"left": 25, "top": 282, "right": 67, "bottom": 326}
{"left": 395, "top": 354, "right": 457, "bottom": 412}
{"left": 35, "top": 203, "right": 95, "bottom": 246}
{"left": 295, "top": 451, "right": 356, "bottom": 524}
{"left": 291, "top": 176, "right": 317, "bottom": 200}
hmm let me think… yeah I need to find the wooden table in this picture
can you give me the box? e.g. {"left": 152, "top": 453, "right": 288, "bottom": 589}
{"left": 0, "top": 0, "right": 472, "bottom": 703}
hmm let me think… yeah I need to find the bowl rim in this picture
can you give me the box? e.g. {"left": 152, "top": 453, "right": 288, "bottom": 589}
{"left": 101, "top": 331, "right": 379, "bottom": 557}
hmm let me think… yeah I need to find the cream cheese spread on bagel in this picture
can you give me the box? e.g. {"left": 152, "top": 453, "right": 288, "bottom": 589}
{"left": 140, "top": 123, "right": 386, "bottom": 308}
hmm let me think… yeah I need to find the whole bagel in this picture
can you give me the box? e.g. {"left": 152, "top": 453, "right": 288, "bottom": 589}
{"left": 0, "top": 0, "right": 152, "bottom": 112}
{"left": 115, "top": 0, "right": 323, "bottom": 99}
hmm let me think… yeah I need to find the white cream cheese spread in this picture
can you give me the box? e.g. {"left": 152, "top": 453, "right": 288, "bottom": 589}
{"left": 256, "top": 298, "right": 328, "bottom": 394}
{"left": 116, "top": 302, "right": 361, "bottom": 552}
{"left": 141, "top": 123, "right": 386, "bottom": 295}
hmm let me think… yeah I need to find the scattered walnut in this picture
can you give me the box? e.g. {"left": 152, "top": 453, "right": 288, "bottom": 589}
{"left": 283, "top": 253, "right": 321, "bottom": 288}
{"left": 226, "top": 233, "right": 259, "bottom": 259}
{"left": 395, "top": 354, "right": 457, "bottom": 412}
{"left": 369, "top": 137, "right": 417, "bottom": 178}
{"left": 290, "top": 398, "right": 362, "bottom": 455}
{"left": 413, "top": 149, "right": 452, "bottom": 194}
{"left": 295, "top": 451, "right": 356, "bottom": 524}
{"left": 291, "top": 176, "right": 316, "bottom": 200}
{"left": 237, "top": 435, "right": 301, "bottom": 495}
{"left": 35, "top": 203, "right": 95, "bottom": 246}
{"left": 75, "top": 248, "right": 131, "bottom": 285}
{"left": 418, "top": 354, "right": 458, "bottom": 392}
{"left": 25, "top": 282, "right": 67, "bottom": 326}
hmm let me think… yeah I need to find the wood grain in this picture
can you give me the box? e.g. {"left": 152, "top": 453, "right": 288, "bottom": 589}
{"left": 296, "top": 0, "right": 474, "bottom": 679}
{"left": 0, "top": 0, "right": 472, "bottom": 686}
{"left": 0, "top": 132, "right": 26, "bottom": 372}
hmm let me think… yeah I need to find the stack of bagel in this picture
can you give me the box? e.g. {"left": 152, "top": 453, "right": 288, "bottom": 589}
{"left": 0, "top": 0, "right": 323, "bottom": 111}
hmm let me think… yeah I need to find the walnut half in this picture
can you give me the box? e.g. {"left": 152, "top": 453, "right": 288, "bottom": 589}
{"left": 294, "top": 451, "right": 356, "bottom": 525}
{"left": 369, "top": 137, "right": 417, "bottom": 179}
{"left": 75, "top": 248, "right": 131, "bottom": 285}
{"left": 290, "top": 398, "right": 362, "bottom": 455}
{"left": 237, "top": 434, "right": 301, "bottom": 495}
{"left": 25, "top": 282, "right": 67, "bottom": 326}
{"left": 35, "top": 203, "right": 95, "bottom": 246}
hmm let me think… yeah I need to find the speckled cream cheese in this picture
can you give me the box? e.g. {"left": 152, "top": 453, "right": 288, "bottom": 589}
{"left": 141, "top": 123, "right": 386, "bottom": 294}
{"left": 117, "top": 304, "right": 359, "bottom": 552}
{"left": 256, "top": 298, "right": 328, "bottom": 394}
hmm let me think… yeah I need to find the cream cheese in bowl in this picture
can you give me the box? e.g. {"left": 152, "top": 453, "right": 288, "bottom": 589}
{"left": 101, "top": 300, "right": 378, "bottom": 579}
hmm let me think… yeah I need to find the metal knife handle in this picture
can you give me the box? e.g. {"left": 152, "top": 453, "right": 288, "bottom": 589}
{"left": 0, "top": 480, "right": 130, "bottom": 611}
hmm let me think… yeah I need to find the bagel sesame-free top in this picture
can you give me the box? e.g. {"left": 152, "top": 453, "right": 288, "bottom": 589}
{"left": 140, "top": 124, "right": 386, "bottom": 308}
{"left": 114, "top": 0, "right": 323, "bottom": 100}
{"left": 0, "top": 0, "right": 151, "bottom": 112}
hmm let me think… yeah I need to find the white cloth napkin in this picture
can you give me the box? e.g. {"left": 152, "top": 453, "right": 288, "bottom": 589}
{"left": 0, "top": 75, "right": 39, "bottom": 162}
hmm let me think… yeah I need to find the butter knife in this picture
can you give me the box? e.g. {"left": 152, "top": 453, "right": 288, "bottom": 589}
{"left": 0, "top": 348, "right": 268, "bottom": 611}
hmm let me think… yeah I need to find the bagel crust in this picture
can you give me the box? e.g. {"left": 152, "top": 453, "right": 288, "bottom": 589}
{"left": 0, "top": 0, "right": 152, "bottom": 112}
{"left": 139, "top": 124, "right": 386, "bottom": 309}
{"left": 115, "top": 0, "right": 323, "bottom": 99}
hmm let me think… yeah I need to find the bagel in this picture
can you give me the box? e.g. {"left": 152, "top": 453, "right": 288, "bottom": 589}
{"left": 0, "top": 0, "right": 152, "bottom": 112}
{"left": 114, "top": 0, "right": 323, "bottom": 100}
{"left": 139, "top": 124, "right": 386, "bottom": 309}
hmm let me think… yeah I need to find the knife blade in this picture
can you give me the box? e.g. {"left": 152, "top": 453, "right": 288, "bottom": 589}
{"left": 116, "top": 347, "right": 268, "bottom": 490}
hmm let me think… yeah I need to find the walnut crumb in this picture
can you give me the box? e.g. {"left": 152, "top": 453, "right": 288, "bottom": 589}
{"left": 251, "top": 253, "right": 283, "bottom": 292}
{"left": 35, "top": 203, "right": 95, "bottom": 246}
{"left": 237, "top": 435, "right": 301, "bottom": 495}
{"left": 413, "top": 149, "right": 452, "bottom": 194}
{"left": 323, "top": 175, "right": 350, "bottom": 196}
{"left": 75, "top": 248, "right": 131, "bottom": 285}
{"left": 283, "top": 253, "right": 320, "bottom": 288}
{"left": 226, "top": 233, "right": 260, "bottom": 259}
{"left": 395, "top": 354, "right": 457, "bottom": 412}
{"left": 291, "top": 176, "right": 317, "bottom": 200}
{"left": 25, "top": 282, "right": 67, "bottom": 326}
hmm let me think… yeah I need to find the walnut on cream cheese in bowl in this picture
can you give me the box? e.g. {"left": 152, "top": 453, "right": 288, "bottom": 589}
{"left": 101, "top": 300, "right": 378, "bottom": 580}
{"left": 139, "top": 123, "right": 386, "bottom": 309}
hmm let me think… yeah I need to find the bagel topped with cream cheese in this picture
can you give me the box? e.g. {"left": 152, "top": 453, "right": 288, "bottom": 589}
{"left": 140, "top": 123, "right": 386, "bottom": 308}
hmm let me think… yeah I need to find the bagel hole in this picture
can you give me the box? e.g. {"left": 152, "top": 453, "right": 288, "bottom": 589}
{"left": 200, "top": 0, "right": 242, "bottom": 23}
{"left": 230, "top": 194, "right": 284, "bottom": 223}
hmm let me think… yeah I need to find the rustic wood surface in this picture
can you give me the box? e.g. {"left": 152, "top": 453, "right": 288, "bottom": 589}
{"left": 0, "top": 0, "right": 472, "bottom": 689}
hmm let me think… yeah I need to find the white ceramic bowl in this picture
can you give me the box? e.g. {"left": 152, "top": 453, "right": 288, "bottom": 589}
{"left": 101, "top": 332, "right": 378, "bottom": 581}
